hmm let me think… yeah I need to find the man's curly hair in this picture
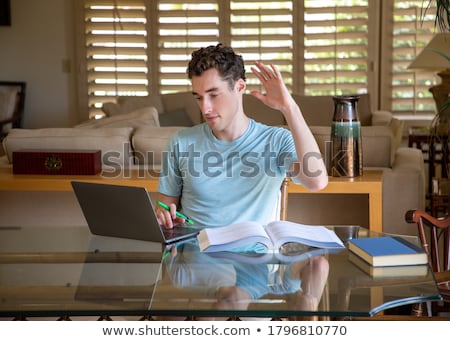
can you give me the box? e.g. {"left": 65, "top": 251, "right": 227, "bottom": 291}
{"left": 187, "top": 44, "right": 246, "bottom": 89}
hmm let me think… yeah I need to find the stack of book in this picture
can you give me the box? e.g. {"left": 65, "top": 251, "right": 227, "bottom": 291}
{"left": 348, "top": 236, "right": 429, "bottom": 277}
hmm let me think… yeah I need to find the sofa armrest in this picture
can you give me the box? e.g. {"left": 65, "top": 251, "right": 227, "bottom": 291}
{"left": 370, "top": 111, "right": 404, "bottom": 160}
{"left": 371, "top": 110, "right": 393, "bottom": 126}
{"left": 381, "top": 147, "right": 426, "bottom": 235}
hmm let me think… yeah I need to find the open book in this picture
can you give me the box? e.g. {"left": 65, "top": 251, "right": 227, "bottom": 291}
{"left": 197, "top": 220, "right": 345, "bottom": 253}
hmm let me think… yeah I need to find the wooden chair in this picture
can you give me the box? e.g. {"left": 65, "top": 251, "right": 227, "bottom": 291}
{"left": 405, "top": 209, "right": 450, "bottom": 316}
{"left": 0, "top": 81, "right": 26, "bottom": 140}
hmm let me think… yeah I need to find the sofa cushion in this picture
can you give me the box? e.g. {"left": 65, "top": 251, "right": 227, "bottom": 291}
{"left": 2, "top": 127, "right": 134, "bottom": 167}
{"left": 119, "top": 94, "right": 164, "bottom": 115}
{"left": 311, "top": 125, "right": 395, "bottom": 168}
{"left": 161, "top": 92, "right": 201, "bottom": 125}
{"left": 102, "top": 93, "right": 200, "bottom": 126}
{"left": 132, "top": 126, "right": 187, "bottom": 165}
{"left": 101, "top": 102, "right": 122, "bottom": 117}
{"left": 293, "top": 94, "right": 372, "bottom": 126}
{"left": 243, "top": 94, "right": 286, "bottom": 126}
{"left": 158, "top": 108, "right": 193, "bottom": 127}
{"left": 75, "top": 106, "right": 160, "bottom": 129}
{"left": 101, "top": 94, "right": 165, "bottom": 117}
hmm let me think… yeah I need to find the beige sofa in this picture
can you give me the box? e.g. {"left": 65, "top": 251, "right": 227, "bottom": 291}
{"left": 1, "top": 92, "right": 425, "bottom": 235}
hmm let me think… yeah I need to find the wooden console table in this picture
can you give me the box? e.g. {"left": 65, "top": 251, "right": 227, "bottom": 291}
{"left": 0, "top": 168, "right": 383, "bottom": 233}
{"left": 0, "top": 167, "right": 159, "bottom": 192}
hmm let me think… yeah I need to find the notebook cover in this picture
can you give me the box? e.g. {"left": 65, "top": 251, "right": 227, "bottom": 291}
{"left": 348, "top": 236, "right": 428, "bottom": 267}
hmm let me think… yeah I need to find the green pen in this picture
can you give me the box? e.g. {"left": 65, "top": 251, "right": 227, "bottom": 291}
{"left": 156, "top": 201, "right": 195, "bottom": 225}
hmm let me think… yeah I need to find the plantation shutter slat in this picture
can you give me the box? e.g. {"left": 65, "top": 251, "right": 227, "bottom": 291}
{"left": 85, "top": 0, "right": 144, "bottom": 5}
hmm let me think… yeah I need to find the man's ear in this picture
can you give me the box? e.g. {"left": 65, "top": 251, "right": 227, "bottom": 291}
{"left": 236, "top": 78, "right": 246, "bottom": 93}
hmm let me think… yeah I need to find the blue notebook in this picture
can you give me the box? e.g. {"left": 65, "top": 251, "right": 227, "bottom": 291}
{"left": 348, "top": 236, "right": 428, "bottom": 267}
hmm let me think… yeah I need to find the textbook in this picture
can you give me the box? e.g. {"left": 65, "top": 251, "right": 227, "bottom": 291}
{"left": 197, "top": 220, "right": 345, "bottom": 253}
{"left": 348, "top": 253, "right": 429, "bottom": 278}
{"left": 348, "top": 236, "right": 428, "bottom": 267}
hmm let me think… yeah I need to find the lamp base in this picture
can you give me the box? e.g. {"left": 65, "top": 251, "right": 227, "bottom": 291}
{"left": 430, "top": 68, "right": 450, "bottom": 113}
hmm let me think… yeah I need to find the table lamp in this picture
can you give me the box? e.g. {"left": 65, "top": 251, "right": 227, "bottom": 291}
{"left": 408, "top": 33, "right": 450, "bottom": 114}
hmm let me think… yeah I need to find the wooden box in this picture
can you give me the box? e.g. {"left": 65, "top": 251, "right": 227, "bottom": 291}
{"left": 12, "top": 149, "right": 101, "bottom": 175}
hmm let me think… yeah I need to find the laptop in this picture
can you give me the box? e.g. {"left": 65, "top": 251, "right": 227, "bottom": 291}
{"left": 71, "top": 181, "right": 200, "bottom": 245}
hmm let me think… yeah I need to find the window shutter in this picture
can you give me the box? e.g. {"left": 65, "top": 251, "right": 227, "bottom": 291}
{"left": 387, "top": 0, "right": 439, "bottom": 116}
{"left": 302, "top": 1, "right": 370, "bottom": 96}
{"left": 158, "top": 1, "right": 220, "bottom": 93}
{"left": 84, "top": 0, "right": 148, "bottom": 118}
{"left": 229, "top": 1, "right": 294, "bottom": 93}
{"left": 82, "top": 1, "right": 438, "bottom": 119}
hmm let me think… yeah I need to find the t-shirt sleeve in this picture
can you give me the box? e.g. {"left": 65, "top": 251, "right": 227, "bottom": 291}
{"left": 157, "top": 134, "right": 183, "bottom": 197}
{"left": 276, "top": 128, "right": 297, "bottom": 174}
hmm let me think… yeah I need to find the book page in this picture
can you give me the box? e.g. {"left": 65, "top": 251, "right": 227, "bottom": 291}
{"left": 265, "top": 221, "right": 345, "bottom": 250}
{"left": 198, "top": 221, "right": 272, "bottom": 252}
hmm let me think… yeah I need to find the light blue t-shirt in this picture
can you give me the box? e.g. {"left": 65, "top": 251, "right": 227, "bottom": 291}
{"left": 158, "top": 119, "right": 297, "bottom": 228}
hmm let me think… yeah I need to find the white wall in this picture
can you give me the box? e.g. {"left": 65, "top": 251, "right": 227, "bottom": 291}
{"left": 0, "top": 0, "right": 79, "bottom": 128}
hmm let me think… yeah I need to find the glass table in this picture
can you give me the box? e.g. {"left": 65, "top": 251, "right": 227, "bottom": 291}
{"left": 0, "top": 225, "right": 441, "bottom": 320}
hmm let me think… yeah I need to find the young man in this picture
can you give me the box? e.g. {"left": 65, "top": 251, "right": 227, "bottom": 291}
{"left": 156, "top": 44, "right": 328, "bottom": 229}
{"left": 154, "top": 45, "right": 329, "bottom": 320}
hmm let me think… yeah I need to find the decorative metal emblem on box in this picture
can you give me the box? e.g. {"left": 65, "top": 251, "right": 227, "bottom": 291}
{"left": 12, "top": 149, "right": 102, "bottom": 175}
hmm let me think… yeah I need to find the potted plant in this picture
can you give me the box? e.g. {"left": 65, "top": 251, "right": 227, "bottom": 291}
{"left": 422, "top": 0, "right": 450, "bottom": 33}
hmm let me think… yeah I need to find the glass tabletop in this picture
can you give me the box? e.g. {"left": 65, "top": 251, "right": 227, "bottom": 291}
{"left": 0, "top": 225, "right": 441, "bottom": 319}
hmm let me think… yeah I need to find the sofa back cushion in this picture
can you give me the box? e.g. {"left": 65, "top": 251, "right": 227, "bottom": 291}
{"left": 132, "top": 126, "right": 187, "bottom": 165}
{"left": 160, "top": 92, "right": 202, "bottom": 125}
{"left": 75, "top": 107, "right": 160, "bottom": 129}
{"left": 2, "top": 127, "right": 134, "bottom": 167}
{"left": 117, "top": 94, "right": 164, "bottom": 116}
{"left": 243, "top": 94, "right": 286, "bottom": 126}
{"left": 310, "top": 125, "right": 395, "bottom": 168}
{"left": 293, "top": 94, "right": 372, "bottom": 126}
{"left": 101, "top": 92, "right": 201, "bottom": 126}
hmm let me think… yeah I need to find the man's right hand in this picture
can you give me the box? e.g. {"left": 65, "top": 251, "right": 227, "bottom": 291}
{"left": 155, "top": 194, "right": 184, "bottom": 229}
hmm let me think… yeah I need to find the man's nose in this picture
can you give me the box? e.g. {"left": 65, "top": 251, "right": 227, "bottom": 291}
{"left": 200, "top": 98, "right": 212, "bottom": 114}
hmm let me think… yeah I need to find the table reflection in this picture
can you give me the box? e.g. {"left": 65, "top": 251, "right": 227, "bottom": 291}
{"left": 155, "top": 242, "right": 331, "bottom": 315}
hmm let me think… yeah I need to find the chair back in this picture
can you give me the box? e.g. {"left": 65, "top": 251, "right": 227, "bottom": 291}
{"left": 405, "top": 209, "right": 449, "bottom": 273}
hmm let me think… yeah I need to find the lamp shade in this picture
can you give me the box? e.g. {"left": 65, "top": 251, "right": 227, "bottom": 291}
{"left": 408, "top": 33, "right": 450, "bottom": 71}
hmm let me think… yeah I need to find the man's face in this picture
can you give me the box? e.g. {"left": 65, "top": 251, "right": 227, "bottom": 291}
{"left": 191, "top": 68, "right": 245, "bottom": 135}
